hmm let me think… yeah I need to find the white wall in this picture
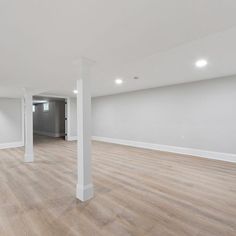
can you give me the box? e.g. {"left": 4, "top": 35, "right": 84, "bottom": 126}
{"left": 92, "top": 76, "right": 236, "bottom": 162}
{"left": 0, "top": 98, "right": 23, "bottom": 149}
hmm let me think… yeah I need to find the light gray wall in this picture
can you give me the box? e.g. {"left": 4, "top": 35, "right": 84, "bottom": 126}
{"left": 33, "top": 100, "right": 65, "bottom": 137}
{"left": 0, "top": 98, "right": 23, "bottom": 145}
{"left": 92, "top": 76, "right": 236, "bottom": 154}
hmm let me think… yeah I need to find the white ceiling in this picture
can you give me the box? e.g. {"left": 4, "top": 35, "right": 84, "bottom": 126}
{"left": 1, "top": 0, "right": 236, "bottom": 98}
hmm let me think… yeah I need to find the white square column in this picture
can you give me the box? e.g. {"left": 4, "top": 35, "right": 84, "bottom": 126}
{"left": 24, "top": 92, "right": 34, "bottom": 162}
{"left": 76, "top": 58, "right": 94, "bottom": 201}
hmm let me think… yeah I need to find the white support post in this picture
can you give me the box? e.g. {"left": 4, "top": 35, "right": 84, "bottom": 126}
{"left": 24, "top": 91, "right": 34, "bottom": 162}
{"left": 76, "top": 58, "right": 94, "bottom": 201}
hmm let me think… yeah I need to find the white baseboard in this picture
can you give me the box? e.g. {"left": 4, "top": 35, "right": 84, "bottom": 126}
{"left": 24, "top": 153, "right": 34, "bottom": 163}
{"left": 76, "top": 183, "right": 94, "bottom": 201}
{"left": 92, "top": 136, "right": 236, "bottom": 163}
{"left": 34, "top": 130, "right": 65, "bottom": 138}
{"left": 0, "top": 141, "right": 24, "bottom": 150}
{"left": 66, "top": 136, "right": 77, "bottom": 141}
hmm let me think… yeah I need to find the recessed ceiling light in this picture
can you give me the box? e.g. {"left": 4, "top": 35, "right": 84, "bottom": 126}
{"left": 73, "top": 90, "right": 78, "bottom": 94}
{"left": 195, "top": 59, "right": 208, "bottom": 68}
{"left": 115, "top": 78, "right": 123, "bottom": 85}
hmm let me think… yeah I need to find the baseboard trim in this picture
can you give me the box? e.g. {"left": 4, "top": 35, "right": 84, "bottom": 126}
{"left": 34, "top": 131, "right": 65, "bottom": 138}
{"left": 76, "top": 183, "right": 94, "bottom": 201}
{"left": 92, "top": 136, "right": 236, "bottom": 163}
{"left": 24, "top": 153, "right": 34, "bottom": 163}
{"left": 66, "top": 136, "right": 77, "bottom": 141}
{"left": 0, "top": 141, "right": 24, "bottom": 150}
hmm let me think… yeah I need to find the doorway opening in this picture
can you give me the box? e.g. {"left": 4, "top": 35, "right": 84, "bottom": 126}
{"left": 33, "top": 96, "right": 67, "bottom": 143}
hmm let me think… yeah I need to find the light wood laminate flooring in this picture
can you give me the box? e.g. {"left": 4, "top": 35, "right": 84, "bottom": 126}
{"left": 0, "top": 135, "right": 235, "bottom": 236}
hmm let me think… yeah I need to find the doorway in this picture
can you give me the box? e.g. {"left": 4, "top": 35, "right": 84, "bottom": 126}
{"left": 33, "top": 96, "right": 67, "bottom": 142}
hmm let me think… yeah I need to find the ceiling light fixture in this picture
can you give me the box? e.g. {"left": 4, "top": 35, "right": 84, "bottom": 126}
{"left": 195, "top": 59, "right": 208, "bottom": 68}
{"left": 115, "top": 78, "right": 123, "bottom": 85}
{"left": 73, "top": 90, "right": 78, "bottom": 94}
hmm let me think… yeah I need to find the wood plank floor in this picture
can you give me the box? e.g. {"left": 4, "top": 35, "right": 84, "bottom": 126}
{"left": 0, "top": 135, "right": 235, "bottom": 236}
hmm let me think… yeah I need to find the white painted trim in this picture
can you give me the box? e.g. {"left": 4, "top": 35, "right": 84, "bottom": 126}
{"left": 24, "top": 153, "right": 34, "bottom": 163}
{"left": 0, "top": 141, "right": 24, "bottom": 150}
{"left": 24, "top": 92, "right": 34, "bottom": 162}
{"left": 37, "top": 94, "right": 69, "bottom": 99}
{"left": 76, "top": 183, "right": 94, "bottom": 202}
{"left": 92, "top": 136, "right": 236, "bottom": 163}
{"left": 21, "top": 97, "right": 25, "bottom": 146}
{"left": 67, "top": 136, "right": 77, "bottom": 141}
{"left": 34, "top": 130, "right": 65, "bottom": 138}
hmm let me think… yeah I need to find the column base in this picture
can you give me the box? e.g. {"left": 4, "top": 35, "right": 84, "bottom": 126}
{"left": 24, "top": 154, "right": 34, "bottom": 163}
{"left": 76, "top": 183, "right": 94, "bottom": 201}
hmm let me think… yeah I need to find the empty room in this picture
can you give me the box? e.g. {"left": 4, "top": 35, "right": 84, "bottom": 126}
{"left": 0, "top": 1, "right": 236, "bottom": 236}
